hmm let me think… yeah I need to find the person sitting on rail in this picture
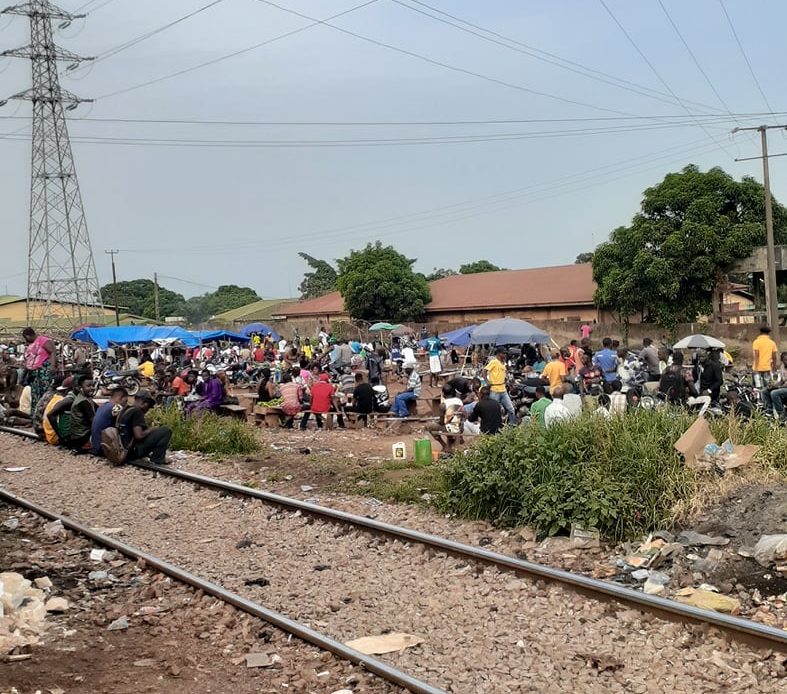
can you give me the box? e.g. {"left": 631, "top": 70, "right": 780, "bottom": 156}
{"left": 65, "top": 374, "right": 97, "bottom": 452}
{"left": 91, "top": 386, "right": 129, "bottom": 457}
{"left": 390, "top": 365, "right": 421, "bottom": 418}
{"left": 117, "top": 390, "right": 172, "bottom": 466}
{"left": 31, "top": 374, "right": 65, "bottom": 439}
{"left": 44, "top": 377, "right": 81, "bottom": 447}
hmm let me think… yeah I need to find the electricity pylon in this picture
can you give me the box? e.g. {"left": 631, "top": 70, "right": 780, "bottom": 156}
{"left": 1, "top": 0, "right": 102, "bottom": 329}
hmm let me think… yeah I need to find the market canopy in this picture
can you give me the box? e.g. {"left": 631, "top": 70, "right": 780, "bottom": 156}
{"left": 469, "top": 317, "right": 549, "bottom": 346}
{"left": 672, "top": 334, "right": 726, "bottom": 350}
{"left": 239, "top": 322, "right": 281, "bottom": 341}
{"left": 418, "top": 324, "right": 477, "bottom": 348}
{"left": 369, "top": 322, "right": 400, "bottom": 331}
{"left": 192, "top": 330, "right": 248, "bottom": 344}
{"left": 70, "top": 326, "right": 199, "bottom": 349}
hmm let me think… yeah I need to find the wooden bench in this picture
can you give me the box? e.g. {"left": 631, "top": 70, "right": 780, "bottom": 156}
{"left": 219, "top": 404, "right": 248, "bottom": 420}
{"left": 255, "top": 405, "right": 285, "bottom": 428}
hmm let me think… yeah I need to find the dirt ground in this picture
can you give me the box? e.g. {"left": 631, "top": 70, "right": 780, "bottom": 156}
{"left": 0, "top": 503, "right": 398, "bottom": 694}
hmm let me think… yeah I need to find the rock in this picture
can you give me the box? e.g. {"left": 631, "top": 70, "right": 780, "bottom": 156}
{"left": 243, "top": 577, "right": 270, "bottom": 587}
{"left": 300, "top": 485, "right": 314, "bottom": 492}
{"left": 675, "top": 587, "right": 741, "bottom": 613}
{"left": 133, "top": 658, "right": 157, "bottom": 667}
{"left": 569, "top": 524, "right": 600, "bottom": 550}
{"left": 89, "top": 548, "right": 116, "bottom": 562}
{"left": 44, "top": 520, "right": 65, "bottom": 538}
{"left": 108, "top": 615, "right": 129, "bottom": 630}
{"left": 677, "top": 531, "right": 729, "bottom": 547}
{"left": 2, "top": 517, "right": 19, "bottom": 530}
{"left": 331, "top": 690, "right": 354, "bottom": 694}
{"left": 33, "top": 577, "right": 52, "bottom": 590}
{"left": 643, "top": 571, "right": 670, "bottom": 595}
{"left": 45, "top": 597, "right": 69, "bottom": 612}
{"left": 245, "top": 652, "right": 276, "bottom": 668}
{"left": 753, "top": 534, "right": 787, "bottom": 567}
{"left": 631, "top": 569, "right": 650, "bottom": 582}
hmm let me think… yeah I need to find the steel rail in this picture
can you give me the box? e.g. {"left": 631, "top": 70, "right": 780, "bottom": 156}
{"left": 0, "top": 485, "right": 444, "bottom": 694}
{"left": 1, "top": 425, "right": 785, "bottom": 651}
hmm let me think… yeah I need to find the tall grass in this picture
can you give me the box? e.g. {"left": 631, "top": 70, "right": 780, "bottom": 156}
{"left": 149, "top": 406, "right": 260, "bottom": 456}
{"left": 441, "top": 408, "right": 787, "bottom": 540}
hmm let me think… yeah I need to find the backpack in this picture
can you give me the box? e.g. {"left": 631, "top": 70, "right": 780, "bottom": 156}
{"left": 101, "top": 427, "right": 129, "bottom": 466}
{"left": 659, "top": 368, "right": 686, "bottom": 404}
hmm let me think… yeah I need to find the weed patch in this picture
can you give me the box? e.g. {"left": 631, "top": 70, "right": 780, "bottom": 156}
{"left": 149, "top": 406, "right": 260, "bottom": 456}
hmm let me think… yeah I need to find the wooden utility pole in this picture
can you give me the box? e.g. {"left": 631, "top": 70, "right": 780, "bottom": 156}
{"left": 153, "top": 272, "right": 161, "bottom": 323}
{"left": 105, "top": 249, "right": 120, "bottom": 327}
{"left": 732, "top": 124, "right": 787, "bottom": 343}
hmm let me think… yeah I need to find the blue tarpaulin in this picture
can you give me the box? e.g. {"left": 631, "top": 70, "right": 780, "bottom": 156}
{"left": 70, "top": 326, "right": 200, "bottom": 349}
{"left": 192, "top": 330, "right": 249, "bottom": 343}
{"left": 418, "top": 324, "right": 477, "bottom": 348}
{"left": 239, "top": 322, "right": 281, "bottom": 341}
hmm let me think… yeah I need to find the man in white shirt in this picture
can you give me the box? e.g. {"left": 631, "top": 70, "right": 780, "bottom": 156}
{"left": 544, "top": 385, "right": 572, "bottom": 429}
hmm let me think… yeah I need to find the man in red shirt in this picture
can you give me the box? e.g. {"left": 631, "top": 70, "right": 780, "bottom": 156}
{"left": 253, "top": 346, "right": 265, "bottom": 363}
{"left": 300, "top": 373, "right": 343, "bottom": 430}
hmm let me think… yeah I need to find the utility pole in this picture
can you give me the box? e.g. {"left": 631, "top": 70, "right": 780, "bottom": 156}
{"left": 105, "top": 249, "right": 120, "bottom": 327}
{"left": 153, "top": 272, "right": 160, "bottom": 323}
{"left": 1, "top": 0, "right": 102, "bottom": 330}
{"left": 733, "top": 124, "right": 787, "bottom": 344}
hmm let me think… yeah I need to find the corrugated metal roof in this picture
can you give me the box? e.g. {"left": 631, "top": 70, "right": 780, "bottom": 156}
{"left": 283, "top": 292, "right": 345, "bottom": 316}
{"left": 212, "top": 298, "right": 294, "bottom": 322}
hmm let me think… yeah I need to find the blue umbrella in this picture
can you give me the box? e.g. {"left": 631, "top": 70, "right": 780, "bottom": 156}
{"left": 418, "top": 324, "right": 477, "bottom": 348}
{"left": 469, "top": 318, "right": 549, "bottom": 346}
{"left": 240, "top": 322, "right": 281, "bottom": 341}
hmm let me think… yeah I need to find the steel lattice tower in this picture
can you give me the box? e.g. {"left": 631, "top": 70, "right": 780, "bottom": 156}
{"left": 1, "top": 0, "right": 102, "bottom": 328}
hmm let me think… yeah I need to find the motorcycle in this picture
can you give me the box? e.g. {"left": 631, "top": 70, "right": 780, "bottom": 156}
{"left": 95, "top": 367, "right": 142, "bottom": 396}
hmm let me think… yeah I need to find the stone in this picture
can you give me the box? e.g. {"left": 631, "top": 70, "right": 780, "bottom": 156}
{"left": 2, "top": 517, "right": 19, "bottom": 530}
{"left": 631, "top": 569, "right": 650, "bottom": 582}
{"left": 33, "top": 577, "right": 52, "bottom": 590}
{"left": 133, "top": 658, "right": 157, "bottom": 667}
{"left": 108, "top": 615, "right": 129, "bottom": 630}
{"left": 44, "top": 520, "right": 65, "bottom": 538}
{"left": 45, "top": 597, "right": 69, "bottom": 612}
{"left": 245, "top": 652, "right": 275, "bottom": 668}
{"left": 753, "top": 534, "right": 787, "bottom": 567}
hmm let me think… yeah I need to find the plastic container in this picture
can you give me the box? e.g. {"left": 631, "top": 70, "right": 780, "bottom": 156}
{"left": 414, "top": 438, "right": 433, "bottom": 466}
{"left": 392, "top": 441, "right": 407, "bottom": 460}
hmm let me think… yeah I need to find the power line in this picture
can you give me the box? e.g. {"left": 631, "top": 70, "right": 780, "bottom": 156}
{"left": 110, "top": 136, "right": 721, "bottom": 257}
{"left": 1, "top": 111, "right": 781, "bottom": 127}
{"left": 72, "top": 0, "right": 227, "bottom": 70}
{"left": 597, "top": 0, "right": 735, "bottom": 159}
{"left": 656, "top": 0, "right": 735, "bottom": 115}
{"left": 98, "top": 0, "right": 381, "bottom": 100}
{"left": 718, "top": 0, "right": 776, "bottom": 117}
{"left": 253, "top": 0, "right": 657, "bottom": 118}
{"left": 0, "top": 118, "right": 743, "bottom": 148}
{"left": 392, "top": 0, "right": 721, "bottom": 114}
{"left": 74, "top": 0, "right": 117, "bottom": 14}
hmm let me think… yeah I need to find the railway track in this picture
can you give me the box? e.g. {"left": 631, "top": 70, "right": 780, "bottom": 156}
{"left": 1, "top": 425, "right": 785, "bottom": 692}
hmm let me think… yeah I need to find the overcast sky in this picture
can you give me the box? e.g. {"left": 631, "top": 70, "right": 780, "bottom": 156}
{"left": 1, "top": 0, "right": 785, "bottom": 301}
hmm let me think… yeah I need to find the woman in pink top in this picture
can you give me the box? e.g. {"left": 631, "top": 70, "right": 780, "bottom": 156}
{"left": 22, "top": 327, "right": 57, "bottom": 410}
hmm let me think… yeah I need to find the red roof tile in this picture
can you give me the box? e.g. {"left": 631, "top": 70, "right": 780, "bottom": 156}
{"left": 426, "top": 264, "right": 595, "bottom": 312}
{"left": 281, "top": 264, "right": 596, "bottom": 318}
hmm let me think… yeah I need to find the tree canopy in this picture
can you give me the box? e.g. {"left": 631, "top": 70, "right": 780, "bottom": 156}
{"left": 459, "top": 260, "right": 503, "bottom": 274}
{"left": 99, "top": 279, "right": 185, "bottom": 320}
{"left": 298, "top": 252, "right": 338, "bottom": 299}
{"left": 336, "top": 242, "right": 431, "bottom": 322}
{"left": 182, "top": 284, "right": 261, "bottom": 324}
{"left": 424, "top": 267, "right": 458, "bottom": 281}
{"left": 592, "top": 165, "right": 787, "bottom": 327}
{"left": 575, "top": 252, "right": 594, "bottom": 264}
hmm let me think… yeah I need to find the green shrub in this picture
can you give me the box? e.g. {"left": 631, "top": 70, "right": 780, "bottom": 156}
{"left": 441, "top": 408, "right": 787, "bottom": 540}
{"left": 149, "top": 406, "right": 260, "bottom": 456}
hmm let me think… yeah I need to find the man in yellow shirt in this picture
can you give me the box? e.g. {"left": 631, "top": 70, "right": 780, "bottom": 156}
{"left": 752, "top": 325, "right": 778, "bottom": 387}
{"left": 542, "top": 350, "right": 568, "bottom": 391}
{"left": 484, "top": 348, "right": 516, "bottom": 426}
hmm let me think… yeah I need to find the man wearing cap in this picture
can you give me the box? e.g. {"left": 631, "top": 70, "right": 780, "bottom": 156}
{"left": 117, "top": 391, "right": 172, "bottom": 465}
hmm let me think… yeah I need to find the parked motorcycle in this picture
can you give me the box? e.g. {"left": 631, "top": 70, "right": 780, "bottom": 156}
{"left": 95, "top": 367, "right": 142, "bottom": 396}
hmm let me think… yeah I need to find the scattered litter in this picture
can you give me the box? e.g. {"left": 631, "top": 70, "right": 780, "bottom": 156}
{"left": 642, "top": 570, "right": 670, "bottom": 596}
{"left": 245, "top": 652, "right": 280, "bottom": 668}
{"left": 89, "top": 548, "right": 117, "bottom": 562}
{"left": 170, "top": 451, "right": 189, "bottom": 460}
{"left": 44, "top": 597, "right": 69, "bottom": 613}
{"left": 107, "top": 615, "right": 129, "bottom": 631}
{"left": 5, "top": 653, "right": 32, "bottom": 662}
{"left": 345, "top": 632, "right": 423, "bottom": 655}
{"left": 244, "top": 577, "right": 270, "bottom": 587}
{"left": 675, "top": 587, "right": 740, "bottom": 613}
{"left": 0, "top": 571, "right": 49, "bottom": 653}
{"left": 699, "top": 583, "right": 720, "bottom": 592}
{"left": 2, "top": 518, "right": 19, "bottom": 530}
{"left": 674, "top": 417, "right": 759, "bottom": 471}
{"left": 2, "top": 467, "right": 29, "bottom": 473}
{"left": 570, "top": 524, "right": 600, "bottom": 550}
{"left": 90, "top": 527, "right": 123, "bottom": 535}
{"left": 677, "top": 531, "right": 729, "bottom": 547}
{"left": 331, "top": 690, "right": 354, "bottom": 694}
{"left": 300, "top": 485, "right": 314, "bottom": 492}
{"left": 753, "top": 534, "right": 787, "bottom": 568}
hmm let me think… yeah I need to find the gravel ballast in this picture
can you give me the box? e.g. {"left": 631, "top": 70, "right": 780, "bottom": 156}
{"left": 0, "top": 433, "right": 785, "bottom": 693}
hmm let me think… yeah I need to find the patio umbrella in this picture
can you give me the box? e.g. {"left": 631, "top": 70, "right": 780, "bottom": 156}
{"left": 240, "top": 322, "right": 281, "bottom": 340}
{"left": 391, "top": 325, "right": 414, "bottom": 337}
{"left": 672, "top": 334, "right": 726, "bottom": 350}
{"left": 369, "top": 322, "right": 398, "bottom": 331}
{"left": 469, "top": 317, "right": 549, "bottom": 346}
